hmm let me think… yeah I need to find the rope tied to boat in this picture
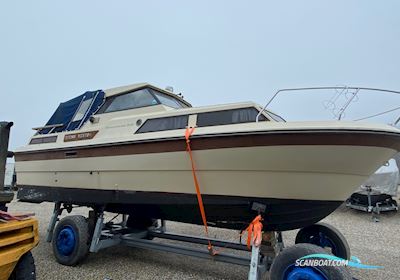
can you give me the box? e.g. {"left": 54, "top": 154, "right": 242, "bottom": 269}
{"left": 185, "top": 127, "right": 264, "bottom": 254}
{"left": 240, "top": 214, "right": 263, "bottom": 249}
{"left": 184, "top": 127, "right": 215, "bottom": 255}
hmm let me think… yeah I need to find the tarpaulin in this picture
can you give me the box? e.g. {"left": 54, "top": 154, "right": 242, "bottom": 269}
{"left": 40, "top": 90, "right": 104, "bottom": 134}
{"left": 359, "top": 158, "right": 399, "bottom": 196}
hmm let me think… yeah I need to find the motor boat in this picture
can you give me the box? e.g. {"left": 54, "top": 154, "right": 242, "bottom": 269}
{"left": 346, "top": 158, "right": 399, "bottom": 214}
{"left": 14, "top": 83, "right": 400, "bottom": 231}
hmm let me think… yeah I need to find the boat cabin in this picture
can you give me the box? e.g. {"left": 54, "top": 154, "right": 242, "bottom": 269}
{"left": 31, "top": 83, "right": 283, "bottom": 145}
{"left": 34, "top": 84, "right": 191, "bottom": 135}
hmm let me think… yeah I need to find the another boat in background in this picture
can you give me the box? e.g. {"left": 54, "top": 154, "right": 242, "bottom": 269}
{"left": 346, "top": 158, "right": 399, "bottom": 214}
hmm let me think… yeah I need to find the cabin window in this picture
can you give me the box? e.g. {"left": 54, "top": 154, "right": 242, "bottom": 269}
{"left": 29, "top": 136, "right": 58, "bottom": 144}
{"left": 98, "top": 88, "right": 159, "bottom": 113}
{"left": 137, "top": 115, "right": 188, "bottom": 133}
{"left": 196, "top": 108, "right": 267, "bottom": 127}
{"left": 72, "top": 98, "right": 93, "bottom": 122}
{"left": 150, "top": 90, "right": 185, "bottom": 109}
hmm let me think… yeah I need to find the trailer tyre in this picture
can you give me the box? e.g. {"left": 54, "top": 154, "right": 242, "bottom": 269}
{"left": 9, "top": 251, "right": 36, "bottom": 280}
{"left": 52, "top": 215, "right": 90, "bottom": 266}
{"left": 270, "top": 244, "right": 352, "bottom": 280}
{"left": 295, "top": 222, "right": 350, "bottom": 260}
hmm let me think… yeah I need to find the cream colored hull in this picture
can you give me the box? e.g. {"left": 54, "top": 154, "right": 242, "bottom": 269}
{"left": 15, "top": 144, "right": 396, "bottom": 201}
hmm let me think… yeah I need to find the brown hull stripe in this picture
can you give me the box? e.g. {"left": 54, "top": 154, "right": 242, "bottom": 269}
{"left": 14, "top": 131, "right": 400, "bottom": 162}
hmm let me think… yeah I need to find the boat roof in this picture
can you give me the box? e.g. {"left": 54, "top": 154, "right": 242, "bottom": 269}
{"left": 104, "top": 83, "right": 191, "bottom": 107}
{"left": 104, "top": 83, "right": 149, "bottom": 96}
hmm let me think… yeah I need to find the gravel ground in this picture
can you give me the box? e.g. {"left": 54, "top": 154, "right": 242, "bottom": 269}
{"left": 7, "top": 199, "right": 400, "bottom": 280}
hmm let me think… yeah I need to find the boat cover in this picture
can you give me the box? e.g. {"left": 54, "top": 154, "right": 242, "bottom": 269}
{"left": 40, "top": 90, "right": 105, "bottom": 134}
{"left": 358, "top": 158, "right": 399, "bottom": 196}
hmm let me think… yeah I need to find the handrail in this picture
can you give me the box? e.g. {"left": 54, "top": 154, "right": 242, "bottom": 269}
{"left": 32, "top": 123, "right": 64, "bottom": 131}
{"left": 256, "top": 86, "right": 400, "bottom": 123}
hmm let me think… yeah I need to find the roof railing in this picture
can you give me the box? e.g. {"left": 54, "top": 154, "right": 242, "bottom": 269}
{"left": 256, "top": 86, "right": 400, "bottom": 125}
{"left": 32, "top": 123, "right": 64, "bottom": 134}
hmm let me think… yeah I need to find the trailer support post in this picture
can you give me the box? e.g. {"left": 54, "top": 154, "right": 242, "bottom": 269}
{"left": 46, "top": 202, "right": 62, "bottom": 242}
{"left": 90, "top": 210, "right": 105, "bottom": 253}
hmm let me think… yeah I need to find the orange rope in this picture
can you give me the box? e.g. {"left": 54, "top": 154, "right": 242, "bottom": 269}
{"left": 185, "top": 127, "right": 263, "bottom": 254}
{"left": 240, "top": 215, "right": 263, "bottom": 249}
{"left": 185, "top": 127, "right": 215, "bottom": 254}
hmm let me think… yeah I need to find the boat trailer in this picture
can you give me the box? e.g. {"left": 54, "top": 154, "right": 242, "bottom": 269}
{"left": 46, "top": 203, "right": 277, "bottom": 279}
{"left": 45, "top": 202, "right": 353, "bottom": 280}
{"left": 346, "top": 186, "right": 398, "bottom": 214}
{"left": 346, "top": 186, "right": 398, "bottom": 222}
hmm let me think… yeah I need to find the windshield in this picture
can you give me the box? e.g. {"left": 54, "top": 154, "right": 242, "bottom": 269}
{"left": 150, "top": 89, "right": 187, "bottom": 109}
{"left": 99, "top": 88, "right": 158, "bottom": 113}
{"left": 97, "top": 87, "right": 189, "bottom": 114}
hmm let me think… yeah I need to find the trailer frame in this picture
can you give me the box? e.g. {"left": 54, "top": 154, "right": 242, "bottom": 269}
{"left": 46, "top": 202, "right": 281, "bottom": 280}
{"left": 46, "top": 202, "right": 354, "bottom": 280}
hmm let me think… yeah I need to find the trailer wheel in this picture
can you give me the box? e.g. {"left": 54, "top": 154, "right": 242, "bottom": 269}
{"left": 52, "top": 215, "right": 90, "bottom": 266}
{"left": 9, "top": 251, "right": 36, "bottom": 280}
{"left": 295, "top": 222, "right": 350, "bottom": 260}
{"left": 270, "top": 244, "right": 352, "bottom": 280}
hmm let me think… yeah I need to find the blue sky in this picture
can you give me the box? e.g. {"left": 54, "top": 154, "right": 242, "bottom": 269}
{"left": 1, "top": 1, "right": 400, "bottom": 149}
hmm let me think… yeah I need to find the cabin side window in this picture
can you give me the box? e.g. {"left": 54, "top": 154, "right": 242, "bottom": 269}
{"left": 29, "top": 136, "right": 58, "bottom": 144}
{"left": 98, "top": 89, "right": 159, "bottom": 114}
{"left": 196, "top": 108, "right": 267, "bottom": 127}
{"left": 137, "top": 115, "right": 189, "bottom": 133}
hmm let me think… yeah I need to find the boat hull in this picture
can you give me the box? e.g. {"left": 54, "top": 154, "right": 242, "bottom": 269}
{"left": 15, "top": 129, "right": 400, "bottom": 231}
{"left": 17, "top": 185, "right": 341, "bottom": 231}
{"left": 15, "top": 145, "right": 397, "bottom": 201}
